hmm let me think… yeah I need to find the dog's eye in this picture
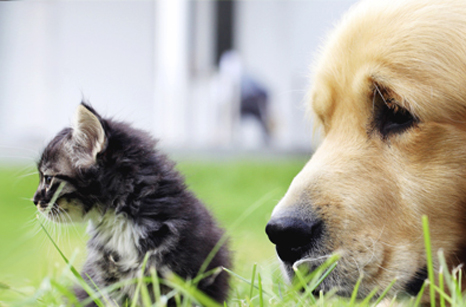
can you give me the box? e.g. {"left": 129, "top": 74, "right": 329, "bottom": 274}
{"left": 375, "top": 101, "right": 417, "bottom": 138}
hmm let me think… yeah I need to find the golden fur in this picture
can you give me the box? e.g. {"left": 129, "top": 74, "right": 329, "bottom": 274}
{"left": 269, "top": 0, "right": 466, "bottom": 301}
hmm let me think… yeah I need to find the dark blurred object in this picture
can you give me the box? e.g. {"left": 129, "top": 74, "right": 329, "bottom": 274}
{"left": 216, "top": 1, "right": 235, "bottom": 64}
{"left": 241, "top": 75, "right": 270, "bottom": 142}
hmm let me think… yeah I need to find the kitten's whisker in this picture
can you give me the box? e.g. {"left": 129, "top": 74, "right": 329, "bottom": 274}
{"left": 0, "top": 145, "right": 39, "bottom": 155}
{"left": 13, "top": 163, "right": 37, "bottom": 176}
{"left": 59, "top": 207, "right": 74, "bottom": 241}
{"left": 61, "top": 208, "right": 73, "bottom": 223}
{"left": 0, "top": 155, "right": 35, "bottom": 161}
{"left": 16, "top": 171, "right": 39, "bottom": 179}
{"left": 26, "top": 213, "right": 39, "bottom": 226}
{"left": 57, "top": 211, "right": 67, "bottom": 241}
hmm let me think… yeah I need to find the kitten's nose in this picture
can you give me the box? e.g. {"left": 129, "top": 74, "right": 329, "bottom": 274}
{"left": 33, "top": 194, "right": 47, "bottom": 209}
{"left": 266, "top": 216, "right": 324, "bottom": 263}
{"left": 33, "top": 191, "right": 41, "bottom": 207}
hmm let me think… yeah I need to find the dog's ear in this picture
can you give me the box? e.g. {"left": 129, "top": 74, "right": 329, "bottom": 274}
{"left": 71, "top": 103, "right": 107, "bottom": 166}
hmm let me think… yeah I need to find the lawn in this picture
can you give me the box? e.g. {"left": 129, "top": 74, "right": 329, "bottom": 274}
{"left": 0, "top": 156, "right": 309, "bottom": 305}
{"left": 0, "top": 157, "right": 459, "bottom": 307}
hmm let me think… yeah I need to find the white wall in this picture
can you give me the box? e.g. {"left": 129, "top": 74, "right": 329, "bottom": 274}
{"left": 0, "top": 0, "right": 358, "bottom": 162}
{"left": 0, "top": 1, "right": 156, "bottom": 159}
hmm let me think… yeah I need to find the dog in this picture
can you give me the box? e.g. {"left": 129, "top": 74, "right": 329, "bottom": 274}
{"left": 266, "top": 0, "right": 466, "bottom": 301}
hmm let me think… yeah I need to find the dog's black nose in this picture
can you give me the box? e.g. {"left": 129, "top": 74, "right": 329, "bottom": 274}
{"left": 266, "top": 217, "right": 323, "bottom": 263}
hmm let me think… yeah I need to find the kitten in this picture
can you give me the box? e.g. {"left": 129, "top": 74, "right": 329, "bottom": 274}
{"left": 33, "top": 103, "right": 231, "bottom": 306}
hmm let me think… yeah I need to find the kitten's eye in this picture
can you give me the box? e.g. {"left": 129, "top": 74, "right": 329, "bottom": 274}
{"left": 44, "top": 175, "right": 52, "bottom": 186}
{"left": 375, "top": 101, "right": 418, "bottom": 138}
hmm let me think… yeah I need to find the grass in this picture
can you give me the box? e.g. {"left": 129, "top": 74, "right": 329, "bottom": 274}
{"left": 0, "top": 157, "right": 465, "bottom": 306}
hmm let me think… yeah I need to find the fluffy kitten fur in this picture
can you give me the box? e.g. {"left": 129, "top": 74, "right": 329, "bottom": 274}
{"left": 33, "top": 103, "right": 231, "bottom": 305}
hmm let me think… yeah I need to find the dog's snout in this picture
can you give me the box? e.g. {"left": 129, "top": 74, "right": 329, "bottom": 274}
{"left": 266, "top": 217, "right": 323, "bottom": 263}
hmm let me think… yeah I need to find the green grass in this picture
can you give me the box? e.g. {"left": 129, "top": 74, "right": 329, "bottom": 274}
{"left": 0, "top": 158, "right": 465, "bottom": 306}
{"left": 0, "top": 158, "right": 307, "bottom": 305}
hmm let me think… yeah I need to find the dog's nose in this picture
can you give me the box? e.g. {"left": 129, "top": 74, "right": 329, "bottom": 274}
{"left": 266, "top": 217, "right": 323, "bottom": 263}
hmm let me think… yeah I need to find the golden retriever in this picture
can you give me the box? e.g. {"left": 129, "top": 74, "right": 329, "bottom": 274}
{"left": 266, "top": 0, "right": 466, "bottom": 301}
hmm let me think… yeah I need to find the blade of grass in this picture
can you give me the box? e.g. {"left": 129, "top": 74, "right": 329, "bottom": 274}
{"left": 349, "top": 274, "right": 362, "bottom": 306}
{"left": 293, "top": 267, "right": 317, "bottom": 304}
{"left": 164, "top": 272, "right": 222, "bottom": 307}
{"left": 192, "top": 267, "right": 223, "bottom": 286}
{"left": 309, "top": 259, "right": 339, "bottom": 293}
{"left": 196, "top": 191, "right": 277, "bottom": 281}
{"left": 139, "top": 254, "right": 153, "bottom": 307}
{"left": 359, "top": 287, "right": 378, "bottom": 307}
{"left": 431, "top": 284, "right": 453, "bottom": 306}
{"left": 452, "top": 266, "right": 461, "bottom": 303}
{"left": 277, "top": 279, "right": 283, "bottom": 300}
{"left": 150, "top": 267, "right": 162, "bottom": 306}
{"left": 0, "top": 281, "right": 28, "bottom": 297}
{"left": 372, "top": 278, "right": 397, "bottom": 306}
{"left": 388, "top": 294, "right": 398, "bottom": 307}
{"left": 249, "top": 263, "right": 257, "bottom": 298}
{"left": 50, "top": 279, "right": 81, "bottom": 306}
{"left": 174, "top": 293, "right": 182, "bottom": 307}
{"left": 245, "top": 296, "right": 255, "bottom": 307}
{"left": 437, "top": 249, "right": 454, "bottom": 297}
{"left": 222, "top": 267, "right": 273, "bottom": 297}
{"left": 38, "top": 217, "right": 105, "bottom": 307}
{"left": 422, "top": 215, "right": 436, "bottom": 307}
{"left": 130, "top": 279, "right": 142, "bottom": 307}
{"left": 86, "top": 273, "right": 110, "bottom": 307}
{"left": 43, "top": 181, "right": 66, "bottom": 215}
{"left": 292, "top": 253, "right": 339, "bottom": 294}
{"left": 438, "top": 266, "right": 445, "bottom": 307}
{"left": 258, "top": 273, "right": 264, "bottom": 307}
{"left": 412, "top": 280, "right": 427, "bottom": 307}
{"left": 37, "top": 217, "right": 81, "bottom": 280}
{"left": 458, "top": 268, "right": 462, "bottom": 298}
{"left": 319, "top": 290, "right": 324, "bottom": 307}
{"left": 130, "top": 253, "right": 152, "bottom": 307}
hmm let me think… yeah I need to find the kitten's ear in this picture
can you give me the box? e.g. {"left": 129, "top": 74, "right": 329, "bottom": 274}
{"left": 72, "top": 103, "right": 107, "bottom": 164}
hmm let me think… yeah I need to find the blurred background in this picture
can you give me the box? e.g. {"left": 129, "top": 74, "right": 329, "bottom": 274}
{"left": 0, "top": 0, "right": 357, "bottom": 158}
{"left": 0, "top": 0, "right": 359, "bottom": 304}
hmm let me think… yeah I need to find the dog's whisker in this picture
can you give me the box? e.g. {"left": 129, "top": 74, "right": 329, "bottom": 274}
{"left": 292, "top": 254, "right": 333, "bottom": 270}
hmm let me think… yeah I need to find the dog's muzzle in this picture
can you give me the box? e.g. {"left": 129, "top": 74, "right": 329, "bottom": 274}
{"left": 266, "top": 216, "right": 324, "bottom": 264}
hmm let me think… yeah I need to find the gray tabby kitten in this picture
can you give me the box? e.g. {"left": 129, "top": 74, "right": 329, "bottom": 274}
{"left": 33, "top": 103, "right": 231, "bottom": 306}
